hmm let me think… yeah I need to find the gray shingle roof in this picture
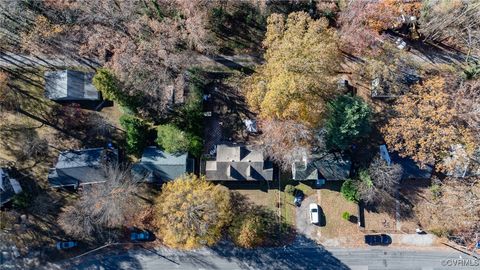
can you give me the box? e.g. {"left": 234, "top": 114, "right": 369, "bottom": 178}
{"left": 390, "top": 153, "right": 433, "bottom": 179}
{"left": 48, "top": 148, "right": 118, "bottom": 188}
{"left": 45, "top": 70, "right": 100, "bottom": 101}
{"left": 292, "top": 153, "right": 351, "bottom": 181}
{"left": 205, "top": 145, "right": 273, "bottom": 181}
{"left": 132, "top": 147, "right": 194, "bottom": 183}
{"left": 1, "top": 168, "right": 22, "bottom": 206}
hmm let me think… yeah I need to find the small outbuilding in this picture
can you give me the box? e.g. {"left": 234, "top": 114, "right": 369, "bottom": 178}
{"left": 48, "top": 147, "right": 118, "bottom": 188}
{"left": 45, "top": 70, "right": 100, "bottom": 101}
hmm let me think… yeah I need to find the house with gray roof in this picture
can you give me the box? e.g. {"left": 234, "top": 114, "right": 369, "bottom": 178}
{"left": 132, "top": 146, "right": 195, "bottom": 183}
{"left": 1, "top": 168, "right": 22, "bottom": 207}
{"left": 379, "top": 145, "right": 432, "bottom": 179}
{"left": 292, "top": 153, "right": 351, "bottom": 184}
{"left": 45, "top": 70, "right": 100, "bottom": 101}
{"left": 48, "top": 148, "right": 118, "bottom": 188}
{"left": 205, "top": 144, "right": 273, "bottom": 181}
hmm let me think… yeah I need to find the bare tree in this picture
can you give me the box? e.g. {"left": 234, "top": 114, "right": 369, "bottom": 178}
{"left": 257, "top": 119, "right": 313, "bottom": 170}
{"left": 420, "top": 1, "right": 480, "bottom": 58}
{"left": 415, "top": 177, "right": 480, "bottom": 246}
{"left": 368, "top": 156, "right": 403, "bottom": 195}
{"left": 58, "top": 165, "right": 141, "bottom": 241}
{"left": 356, "top": 157, "right": 403, "bottom": 205}
{"left": 454, "top": 79, "right": 480, "bottom": 142}
{"left": 19, "top": 136, "right": 48, "bottom": 162}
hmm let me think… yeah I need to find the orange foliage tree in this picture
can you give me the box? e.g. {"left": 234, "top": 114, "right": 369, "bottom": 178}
{"left": 382, "top": 76, "right": 475, "bottom": 170}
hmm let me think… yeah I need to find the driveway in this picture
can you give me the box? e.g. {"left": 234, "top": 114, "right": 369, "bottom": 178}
{"left": 295, "top": 192, "right": 321, "bottom": 241}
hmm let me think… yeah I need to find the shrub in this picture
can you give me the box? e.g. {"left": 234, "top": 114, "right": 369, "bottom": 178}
{"left": 284, "top": 185, "right": 296, "bottom": 195}
{"left": 156, "top": 124, "right": 190, "bottom": 154}
{"left": 429, "top": 228, "right": 452, "bottom": 238}
{"left": 429, "top": 184, "right": 442, "bottom": 200}
{"left": 171, "top": 68, "right": 206, "bottom": 137}
{"left": 341, "top": 179, "right": 359, "bottom": 202}
{"left": 342, "top": 211, "right": 351, "bottom": 221}
{"left": 12, "top": 192, "right": 31, "bottom": 209}
{"left": 464, "top": 64, "right": 480, "bottom": 80}
{"left": 156, "top": 124, "right": 202, "bottom": 156}
{"left": 120, "top": 114, "right": 149, "bottom": 156}
{"left": 187, "top": 134, "right": 203, "bottom": 157}
{"left": 93, "top": 68, "right": 138, "bottom": 111}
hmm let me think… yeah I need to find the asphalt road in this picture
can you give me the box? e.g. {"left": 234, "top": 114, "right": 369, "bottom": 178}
{"left": 53, "top": 241, "right": 479, "bottom": 270}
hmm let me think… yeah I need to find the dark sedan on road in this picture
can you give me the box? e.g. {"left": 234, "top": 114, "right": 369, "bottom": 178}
{"left": 364, "top": 234, "right": 392, "bottom": 246}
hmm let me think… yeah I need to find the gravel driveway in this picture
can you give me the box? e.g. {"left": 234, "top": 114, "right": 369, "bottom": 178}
{"left": 295, "top": 193, "right": 321, "bottom": 240}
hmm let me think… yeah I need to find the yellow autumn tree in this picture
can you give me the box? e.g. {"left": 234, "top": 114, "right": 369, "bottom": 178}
{"left": 246, "top": 12, "right": 342, "bottom": 127}
{"left": 154, "top": 174, "right": 231, "bottom": 249}
{"left": 382, "top": 76, "right": 475, "bottom": 170}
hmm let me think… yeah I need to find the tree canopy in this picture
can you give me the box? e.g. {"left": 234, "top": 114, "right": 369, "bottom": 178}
{"left": 154, "top": 174, "right": 231, "bottom": 249}
{"left": 382, "top": 76, "right": 475, "bottom": 170}
{"left": 119, "top": 114, "right": 150, "bottom": 156}
{"left": 245, "top": 11, "right": 342, "bottom": 127}
{"left": 325, "top": 95, "right": 372, "bottom": 151}
{"left": 93, "top": 68, "right": 138, "bottom": 112}
{"left": 156, "top": 124, "right": 201, "bottom": 156}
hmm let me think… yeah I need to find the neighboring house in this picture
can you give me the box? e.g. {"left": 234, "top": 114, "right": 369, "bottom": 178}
{"left": 205, "top": 144, "right": 273, "bottom": 181}
{"left": 379, "top": 145, "right": 432, "bottom": 180}
{"left": 0, "top": 168, "right": 22, "bottom": 207}
{"left": 371, "top": 65, "right": 420, "bottom": 98}
{"left": 292, "top": 153, "right": 351, "bottom": 185}
{"left": 48, "top": 148, "right": 118, "bottom": 188}
{"left": 45, "top": 70, "right": 100, "bottom": 101}
{"left": 132, "top": 146, "right": 195, "bottom": 183}
{"left": 444, "top": 145, "right": 480, "bottom": 178}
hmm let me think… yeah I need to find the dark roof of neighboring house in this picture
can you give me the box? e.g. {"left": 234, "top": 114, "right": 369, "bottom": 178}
{"left": 205, "top": 144, "right": 273, "bottom": 181}
{"left": 131, "top": 147, "right": 194, "bottom": 183}
{"left": 371, "top": 65, "right": 420, "bottom": 98}
{"left": 45, "top": 70, "right": 100, "bottom": 101}
{"left": 292, "top": 153, "right": 351, "bottom": 181}
{"left": 48, "top": 148, "right": 118, "bottom": 188}
{"left": 391, "top": 153, "right": 433, "bottom": 179}
{"left": 1, "top": 168, "right": 22, "bottom": 206}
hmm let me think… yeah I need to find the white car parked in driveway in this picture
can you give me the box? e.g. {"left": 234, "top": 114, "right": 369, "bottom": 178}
{"left": 309, "top": 203, "right": 319, "bottom": 224}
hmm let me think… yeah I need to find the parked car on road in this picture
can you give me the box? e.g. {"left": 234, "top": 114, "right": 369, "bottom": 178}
{"left": 56, "top": 241, "right": 78, "bottom": 250}
{"left": 364, "top": 234, "right": 392, "bottom": 245}
{"left": 130, "top": 230, "right": 152, "bottom": 242}
{"left": 309, "top": 203, "right": 319, "bottom": 224}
